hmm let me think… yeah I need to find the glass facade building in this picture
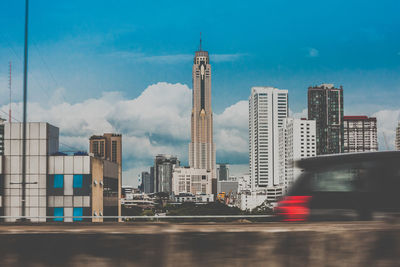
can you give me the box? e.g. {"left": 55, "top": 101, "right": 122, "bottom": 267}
{"left": 308, "top": 84, "right": 344, "bottom": 155}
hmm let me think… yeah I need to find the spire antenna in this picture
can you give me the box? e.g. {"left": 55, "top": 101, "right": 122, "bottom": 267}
{"left": 199, "top": 32, "right": 202, "bottom": 51}
{"left": 9, "top": 61, "right": 11, "bottom": 122}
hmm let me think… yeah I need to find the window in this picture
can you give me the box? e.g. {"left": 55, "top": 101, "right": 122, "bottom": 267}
{"left": 73, "top": 207, "right": 83, "bottom": 222}
{"left": 54, "top": 174, "right": 64, "bottom": 188}
{"left": 112, "top": 141, "right": 117, "bottom": 163}
{"left": 312, "top": 169, "right": 356, "bottom": 192}
{"left": 54, "top": 207, "right": 63, "bottom": 222}
{"left": 73, "top": 174, "right": 83, "bottom": 188}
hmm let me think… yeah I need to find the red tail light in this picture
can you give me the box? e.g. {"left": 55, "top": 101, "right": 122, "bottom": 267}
{"left": 276, "top": 196, "right": 312, "bottom": 222}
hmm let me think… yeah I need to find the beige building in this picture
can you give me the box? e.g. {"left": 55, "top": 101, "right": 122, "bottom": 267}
{"left": 188, "top": 42, "right": 216, "bottom": 190}
{"left": 172, "top": 167, "right": 212, "bottom": 195}
{"left": 89, "top": 133, "right": 122, "bottom": 219}
{"left": 89, "top": 133, "right": 122, "bottom": 165}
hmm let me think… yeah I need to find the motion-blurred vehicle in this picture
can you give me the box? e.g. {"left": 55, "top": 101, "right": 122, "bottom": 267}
{"left": 276, "top": 151, "right": 400, "bottom": 221}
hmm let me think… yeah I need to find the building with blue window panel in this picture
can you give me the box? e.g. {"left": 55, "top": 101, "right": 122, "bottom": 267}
{"left": 73, "top": 174, "right": 83, "bottom": 188}
{"left": 73, "top": 207, "right": 83, "bottom": 221}
{"left": 54, "top": 174, "right": 64, "bottom": 188}
{"left": 0, "top": 121, "right": 121, "bottom": 223}
{"left": 53, "top": 207, "right": 63, "bottom": 222}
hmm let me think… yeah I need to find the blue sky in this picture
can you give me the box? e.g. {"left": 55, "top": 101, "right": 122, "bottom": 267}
{"left": 1, "top": 1, "right": 400, "bottom": 185}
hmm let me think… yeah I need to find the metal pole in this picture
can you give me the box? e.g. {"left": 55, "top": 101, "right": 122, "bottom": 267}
{"left": 21, "top": 0, "right": 29, "bottom": 220}
{"left": 9, "top": 61, "right": 11, "bottom": 123}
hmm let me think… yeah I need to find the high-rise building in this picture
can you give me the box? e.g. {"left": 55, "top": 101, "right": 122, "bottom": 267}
{"left": 89, "top": 133, "right": 122, "bottom": 219}
{"left": 149, "top": 166, "right": 155, "bottom": 193}
{"left": 142, "top": 171, "right": 153, "bottom": 194}
{"left": 395, "top": 122, "right": 400, "bottom": 150}
{"left": 279, "top": 118, "right": 316, "bottom": 191}
{"left": 249, "top": 86, "right": 288, "bottom": 191}
{"left": 216, "top": 163, "right": 229, "bottom": 181}
{"left": 308, "top": 84, "right": 344, "bottom": 155}
{"left": 154, "top": 154, "right": 179, "bottom": 194}
{"left": 0, "top": 118, "right": 5, "bottom": 155}
{"left": 343, "top": 116, "right": 378, "bottom": 152}
{"left": 188, "top": 42, "right": 216, "bottom": 178}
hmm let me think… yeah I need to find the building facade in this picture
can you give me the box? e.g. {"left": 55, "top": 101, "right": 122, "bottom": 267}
{"left": 47, "top": 155, "right": 119, "bottom": 222}
{"left": 0, "top": 122, "right": 119, "bottom": 222}
{"left": 343, "top": 116, "right": 378, "bottom": 152}
{"left": 308, "top": 84, "right": 344, "bottom": 155}
{"left": 249, "top": 87, "right": 288, "bottom": 191}
{"left": 216, "top": 163, "right": 229, "bottom": 181}
{"left": 217, "top": 179, "right": 238, "bottom": 195}
{"left": 236, "top": 190, "right": 269, "bottom": 211}
{"left": 279, "top": 118, "right": 316, "bottom": 191}
{"left": 396, "top": 122, "right": 400, "bottom": 151}
{"left": 89, "top": 133, "right": 122, "bottom": 218}
{"left": 142, "top": 171, "right": 154, "bottom": 194}
{"left": 172, "top": 167, "right": 212, "bottom": 196}
{"left": 0, "top": 118, "right": 5, "bottom": 155}
{"left": 188, "top": 45, "right": 216, "bottom": 179}
{"left": 154, "top": 154, "right": 179, "bottom": 194}
{"left": 89, "top": 133, "right": 122, "bottom": 165}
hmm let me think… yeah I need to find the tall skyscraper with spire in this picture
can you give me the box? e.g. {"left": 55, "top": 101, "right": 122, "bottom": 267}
{"left": 189, "top": 37, "right": 216, "bottom": 179}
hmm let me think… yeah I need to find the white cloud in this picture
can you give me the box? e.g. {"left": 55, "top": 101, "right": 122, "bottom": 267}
{"left": 290, "top": 108, "right": 308, "bottom": 119}
{"left": 0, "top": 82, "right": 250, "bottom": 186}
{"left": 372, "top": 109, "right": 400, "bottom": 150}
{"left": 214, "top": 100, "right": 248, "bottom": 154}
{"left": 307, "top": 47, "right": 319, "bottom": 57}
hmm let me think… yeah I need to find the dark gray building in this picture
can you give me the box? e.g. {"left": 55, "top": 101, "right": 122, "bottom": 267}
{"left": 142, "top": 171, "right": 154, "bottom": 194}
{"left": 217, "top": 163, "right": 229, "bottom": 181}
{"left": 149, "top": 166, "right": 155, "bottom": 193}
{"left": 154, "top": 154, "right": 179, "bottom": 194}
{"left": 308, "top": 84, "right": 344, "bottom": 155}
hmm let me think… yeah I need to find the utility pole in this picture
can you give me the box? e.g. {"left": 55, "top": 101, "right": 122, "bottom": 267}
{"left": 21, "top": 0, "right": 29, "bottom": 220}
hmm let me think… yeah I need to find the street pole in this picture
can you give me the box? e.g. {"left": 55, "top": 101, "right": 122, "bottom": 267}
{"left": 21, "top": 0, "right": 29, "bottom": 220}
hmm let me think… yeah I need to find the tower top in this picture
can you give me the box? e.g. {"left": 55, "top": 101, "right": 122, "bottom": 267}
{"left": 199, "top": 32, "right": 202, "bottom": 51}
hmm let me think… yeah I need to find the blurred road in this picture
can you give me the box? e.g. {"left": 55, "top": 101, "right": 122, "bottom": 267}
{"left": 0, "top": 220, "right": 399, "bottom": 234}
{"left": 0, "top": 221, "right": 399, "bottom": 266}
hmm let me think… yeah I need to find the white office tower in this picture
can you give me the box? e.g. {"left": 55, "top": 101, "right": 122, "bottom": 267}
{"left": 279, "top": 118, "right": 316, "bottom": 192}
{"left": 3, "top": 122, "right": 59, "bottom": 222}
{"left": 249, "top": 87, "right": 288, "bottom": 199}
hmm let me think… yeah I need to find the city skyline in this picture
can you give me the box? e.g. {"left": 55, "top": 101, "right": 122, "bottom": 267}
{"left": 1, "top": 1, "right": 400, "bottom": 186}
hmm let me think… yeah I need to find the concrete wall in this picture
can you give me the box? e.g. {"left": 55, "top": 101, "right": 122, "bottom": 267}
{"left": 0, "top": 223, "right": 398, "bottom": 266}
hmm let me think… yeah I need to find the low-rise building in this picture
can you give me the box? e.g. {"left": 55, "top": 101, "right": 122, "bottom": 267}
{"left": 174, "top": 193, "right": 214, "bottom": 203}
{"left": 236, "top": 190, "right": 269, "bottom": 211}
{"left": 172, "top": 167, "right": 212, "bottom": 196}
{"left": 0, "top": 122, "right": 120, "bottom": 222}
